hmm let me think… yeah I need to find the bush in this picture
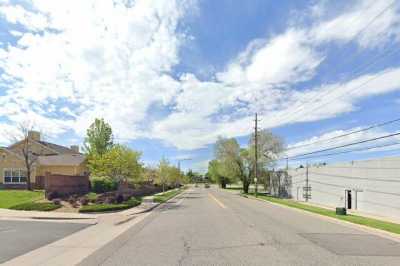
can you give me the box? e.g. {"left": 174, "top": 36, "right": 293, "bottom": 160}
{"left": 10, "top": 202, "right": 61, "bottom": 211}
{"left": 125, "top": 197, "right": 141, "bottom": 207}
{"left": 79, "top": 197, "right": 142, "bottom": 213}
{"left": 46, "top": 191, "right": 59, "bottom": 200}
{"left": 52, "top": 198, "right": 61, "bottom": 205}
{"left": 79, "top": 203, "right": 131, "bottom": 213}
{"left": 87, "top": 192, "right": 98, "bottom": 203}
{"left": 79, "top": 197, "right": 89, "bottom": 206}
{"left": 91, "top": 176, "right": 118, "bottom": 193}
{"left": 116, "top": 194, "right": 124, "bottom": 204}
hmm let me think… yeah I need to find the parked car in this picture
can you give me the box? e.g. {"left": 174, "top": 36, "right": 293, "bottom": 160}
{"left": 204, "top": 183, "right": 210, "bottom": 188}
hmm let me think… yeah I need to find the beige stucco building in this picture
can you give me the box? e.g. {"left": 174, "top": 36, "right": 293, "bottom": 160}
{"left": 0, "top": 131, "right": 87, "bottom": 188}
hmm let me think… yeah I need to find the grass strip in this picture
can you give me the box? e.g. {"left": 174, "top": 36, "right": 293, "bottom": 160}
{"left": 248, "top": 194, "right": 400, "bottom": 235}
{"left": 153, "top": 189, "right": 183, "bottom": 203}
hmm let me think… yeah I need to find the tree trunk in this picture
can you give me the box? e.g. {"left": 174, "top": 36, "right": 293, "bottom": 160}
{"left": 221, "top": 180, "right": 226, "bottom": 189}
{"left": 243, "top": 179, "right": 250, "bottom": 194}
{"left": 26, "top": 168, "right": 32, "bottom": 191}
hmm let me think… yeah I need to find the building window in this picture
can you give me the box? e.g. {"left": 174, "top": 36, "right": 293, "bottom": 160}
{"left": 3, "top": 169, "right": 27, "bottom": 184}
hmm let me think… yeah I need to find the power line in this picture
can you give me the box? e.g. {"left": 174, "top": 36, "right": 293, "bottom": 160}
{"left": 278, "top": 1, "right": 397, "bottom": 126}
{"left": 322, "top": 165, "right": 400, "bottom": 170}
{"left": 286, "top": 117, "right": 400, "bottom": 151}
{"left": 286, "top": 131, "right": 400, "bottom": 160}
{"left": 281, "top": 46, "right": 399, "bottom": 127}
{"left": 290, "top": 141, "right": 400, "bottom": 161}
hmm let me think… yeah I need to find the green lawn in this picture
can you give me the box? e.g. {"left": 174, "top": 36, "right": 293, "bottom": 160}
{"left": 249, "top": 194, "right": 400, "bottom": 235}
{"left": 0, "top": 190, "right": 44, "bottom": 209}
{"left": 153, "top": 189, "right": 184, "bottom": 203}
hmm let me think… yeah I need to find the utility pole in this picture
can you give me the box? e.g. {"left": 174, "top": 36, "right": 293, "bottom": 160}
{"left": 305, "top": 163, "right": 309, "bottom": 202}
{"left": 286, "top": 157, "right": 289, "bottom": 171}
{"left": 303, "top": 163, "right": 311, "bottom": 202}
{"left": 254, "top": 113, "right": 258, "bottom": 197}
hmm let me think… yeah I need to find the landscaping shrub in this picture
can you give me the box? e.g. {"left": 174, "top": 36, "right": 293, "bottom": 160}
{"left": 79, "top": 203, "right": 131, "bottom": 213}
{"left": 52, "top": 198, "right": 61, "bottom": 205}
{"left": 79, "top": 197, "right": 89, "bottom": 206}
{"left": 46, "top": 191, "right": 59, "bottom": 200}
{"left": 10, "top": 202, "right": 61, "bottom": 211}
{"left": 79, "top": 197, "right": 142, "bottom": 213}
{"left": 87, "top": 192, "right": 98, "bottom": 203}
{"left": 91, "top": 176, "right": 118, "bottom": 193}
{"left": 116, "top": 194, "right": 124, "bottom": 204}
{"left": 125, "top": 197, "right": 141, "bottom": 207}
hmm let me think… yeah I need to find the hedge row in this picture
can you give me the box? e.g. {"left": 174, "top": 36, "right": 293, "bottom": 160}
{"left": 10, "top": 202, "right": 61, "bottom": 211}
{"left": 79, "top": 197, "right": 141, "bottom": 213}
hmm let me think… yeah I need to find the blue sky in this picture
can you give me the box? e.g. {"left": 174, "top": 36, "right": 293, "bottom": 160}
{"left": 1, "top": 0, "right": 400, "bottom": 172}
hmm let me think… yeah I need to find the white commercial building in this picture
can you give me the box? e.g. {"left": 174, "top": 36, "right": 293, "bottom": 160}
{"left": 288, "top": 156, "right": 400, "bottom": 221}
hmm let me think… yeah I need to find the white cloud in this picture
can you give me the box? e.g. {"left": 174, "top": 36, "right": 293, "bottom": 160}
{"left": 310, "top": 0, "right": 400, "bottom": 48}
{"left": 0, "top": 0, "right": 400, "bottom": 151}
{"left": 0, "top": 4, "right": 49, "bottom": 31}
{"left": 217, "top": 30, "right": 323, "bottom": 86}
{"left": 0, "top": 0, "right": 189, "bottom": 143}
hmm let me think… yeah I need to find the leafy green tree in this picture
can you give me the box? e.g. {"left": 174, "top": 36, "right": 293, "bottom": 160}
{"left": 156, "top": 158, "right": 183, "bottom": 191}
{"left": 186, "top": 169, "right": 195, "bottom": 183}
{"left": 88, "top": 144, "right": 143, "bottom": 183}
{"left": 207, "top": 159, "right": 230, "bottom": 188}
{"left": 84, "top": 118, "right": 113, "bottom": 156}
{"left": 214, "top": 131, "right": 283, "bottom": 193}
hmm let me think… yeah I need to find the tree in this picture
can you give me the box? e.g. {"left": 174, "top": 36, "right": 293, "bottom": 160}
{"left": 156, "top": 158, "right": 182, "bottom": 191}
{"left": 186, "top": 169, "right": 195, "bottom": 183}
{"left": 214, "top": 131, "right": 283, "bottom": 193}
{"left": 84, "top": 118, "right": 113, "bottom": 156}
{"left": 88, "top": 144, "right": 143, "bottom": 184}
{"left": 214, "top": 137, "right": 246, "bottom": 190}
{"left": 9, "top": 124, "right": 45, "bottom": 191}
{"left": 207, "top": 159, "right": 230, "bottom": 188}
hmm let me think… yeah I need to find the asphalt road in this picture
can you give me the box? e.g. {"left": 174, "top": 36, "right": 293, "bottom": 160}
{"left": 0, "top": 219, "right": 89, "bottom": 264}
{"left": 80, "top": 187, "right": 400, "bottom": 266}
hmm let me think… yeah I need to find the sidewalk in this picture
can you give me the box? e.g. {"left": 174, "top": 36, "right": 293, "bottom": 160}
{"left": 0, "top": 208, "right": 98, "bottom": 224}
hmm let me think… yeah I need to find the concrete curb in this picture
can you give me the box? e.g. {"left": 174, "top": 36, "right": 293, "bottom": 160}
{"left": 240, "top": 193, "right": 400, "bottom": 243}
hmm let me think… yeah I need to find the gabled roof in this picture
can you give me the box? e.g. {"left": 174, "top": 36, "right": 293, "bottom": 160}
{"left": 37, "top": 141, "right": 79, "bottom": 154}
{"left": 38, "top": 154, "right": 86, "bottom": 166}
{"left": 0, "top": 146, "right": 25, "bottom": 160}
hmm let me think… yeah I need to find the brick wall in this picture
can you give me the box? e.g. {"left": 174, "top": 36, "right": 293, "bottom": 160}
{"left": 44, "top": 172, "right": 89, "bottom": 198}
